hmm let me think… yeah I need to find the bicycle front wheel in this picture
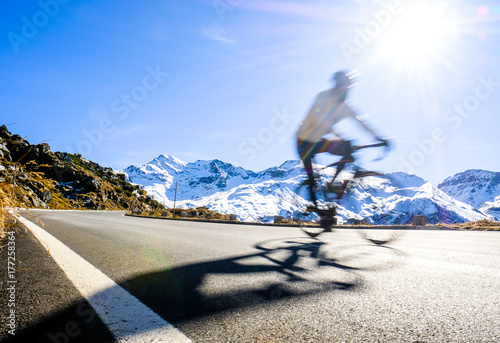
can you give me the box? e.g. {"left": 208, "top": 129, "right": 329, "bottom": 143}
{"left": 358, "top": 228, "right": 399, "bottom": 246}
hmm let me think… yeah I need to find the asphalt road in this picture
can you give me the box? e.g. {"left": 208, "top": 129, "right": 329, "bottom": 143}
{"left": 6, "top": 210, "right": 500, "bottom": 342}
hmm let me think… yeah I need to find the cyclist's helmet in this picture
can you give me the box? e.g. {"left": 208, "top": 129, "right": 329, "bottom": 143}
{"left": 333, "top": 69, "right": 360, "bottom": 88}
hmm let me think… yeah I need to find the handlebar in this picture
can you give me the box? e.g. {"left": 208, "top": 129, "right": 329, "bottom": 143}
{"left": 352, "top": 140, "right": 388, "bottom": 151}
{"left": 354, "top": 139, "right": 391, "bottom": 161}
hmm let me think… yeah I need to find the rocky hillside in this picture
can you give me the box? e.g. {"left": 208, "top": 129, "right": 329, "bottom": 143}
{"left": 0, "top": 125, "right": 164, "bottom": 212}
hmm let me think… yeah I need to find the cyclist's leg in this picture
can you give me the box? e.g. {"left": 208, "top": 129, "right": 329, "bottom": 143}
{"left": 297, "top": 140, "right": 319, "bottom": 206}
{"left": 317, "top": 139, "right": 354, "bottom": 184}
{"left": 304, "top": 159, "right": 318, "bottom": 206}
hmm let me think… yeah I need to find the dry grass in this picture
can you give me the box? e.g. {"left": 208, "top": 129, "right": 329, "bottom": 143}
{"left": 274, "top": 218, "right": 317, "bottom": 226}
{"left": 131, "top": 207, "right": 233, "bottom": 221}
{"left": 0, "top": 156, "right": 75, "bottom": 239}
{"left": 438, "top": 219, "right": 500, "bottom": 231}
{"left": 0, "top": 164, "right": 20, "bottom": 239}
{"left": 0, "top": 185, "right": 12, "bottom": 239}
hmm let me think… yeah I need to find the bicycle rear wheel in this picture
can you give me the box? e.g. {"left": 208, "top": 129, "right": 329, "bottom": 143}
{"left": 320, "top": 216, "right": 336, "bottom": 229}
{"left": 300, "top": 207, "right": 336, "bottom": 237}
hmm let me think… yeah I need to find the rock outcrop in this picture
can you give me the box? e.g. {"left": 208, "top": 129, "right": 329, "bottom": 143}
{"left": 0, "top": 125, "right": 163, "bottom": 211}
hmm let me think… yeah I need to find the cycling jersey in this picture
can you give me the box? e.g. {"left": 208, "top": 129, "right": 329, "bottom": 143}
{"left": 296, "top": 88, "right": 357, "bottom": 143}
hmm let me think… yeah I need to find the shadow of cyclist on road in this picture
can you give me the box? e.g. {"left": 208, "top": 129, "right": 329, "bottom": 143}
{"left": 7, "top": 235, "right": 404, "bottom": 342}
{"left": 119, "top": 237, "right": 363, "bottom": 323}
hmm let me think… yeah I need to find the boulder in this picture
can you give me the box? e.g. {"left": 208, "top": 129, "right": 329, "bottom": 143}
{"left": 0, "top": 141, "right": 11, "bottom": 161}
{"left": 57, "top": 152, "right": 73, "bottom": 162}
{"left": 0, "top": 125, "right": 13, "bottom": 139}
{"left": 85, "top": 177, "right": 101, "bottom": 192}
{"left": 34, "top": 188, "right": 52, "bottom": 203}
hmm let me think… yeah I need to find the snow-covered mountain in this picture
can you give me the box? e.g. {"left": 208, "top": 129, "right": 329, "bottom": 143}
{"left": 478, "top": 197, "right": 500, "bottom": 221}
{"left": 438, "top": 169, "right": 500, "bottom": 220}
{"left": 120, "top": 155, "right": 496, "bottom": 224}
{"left": 121, "top": 155, "right": 311, "bottom": 222}
{"left": 338, "top": 172, "right": 487, "bottom": 224}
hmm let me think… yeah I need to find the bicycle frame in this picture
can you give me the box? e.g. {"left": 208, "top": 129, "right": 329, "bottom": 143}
{"left": 324, "top": 141, "right": 388, "bottom": 182}
{"left": 299, "top": 140, "right": 395, "bottom": 243}
{"left": 301, "top": 140, "right": 389, "bottom": 226}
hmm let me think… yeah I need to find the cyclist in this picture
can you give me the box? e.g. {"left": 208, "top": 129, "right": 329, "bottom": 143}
{"left": 296, "top": 70, "right": 388, "bottom": 209}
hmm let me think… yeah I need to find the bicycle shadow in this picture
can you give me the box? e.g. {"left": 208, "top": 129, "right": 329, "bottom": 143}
{"left": 8, "top": 236, "right": 403, "bottom": 342}
{"left": 118, "top": 237, "right": 365, "bottom": 324}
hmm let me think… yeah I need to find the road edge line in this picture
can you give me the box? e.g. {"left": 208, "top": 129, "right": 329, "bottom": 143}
{"left": 13, "top": 212, "right": 191, "bottom": 343}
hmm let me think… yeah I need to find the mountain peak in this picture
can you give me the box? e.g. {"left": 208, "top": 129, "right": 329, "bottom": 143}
{"left": 386, "top": 172, "right": 427, "bottom": 188}
{"left": 279, "top": 160, "right": 301, "bottom": 170}
{"left": 157, "top": 154, "right": 186, "bottom": 165}
{"left": 150, "top": 154, "right": 187, "bottom": 174}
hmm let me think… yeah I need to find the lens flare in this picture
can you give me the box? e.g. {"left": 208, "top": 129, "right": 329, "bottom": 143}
{"left": 377, "top": 2, "right": 453, "bottom": 68}
{"left": 477, "top": 6, "right": 489, "bottom": 16}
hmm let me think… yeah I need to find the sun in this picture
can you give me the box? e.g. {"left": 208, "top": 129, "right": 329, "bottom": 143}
{"left": 377, "top": 2, "right": 457, "bottom": 70}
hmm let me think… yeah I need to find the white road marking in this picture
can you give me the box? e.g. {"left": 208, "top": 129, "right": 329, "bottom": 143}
{"left": 15, "top": 212, "right": 192, "bottom": 343}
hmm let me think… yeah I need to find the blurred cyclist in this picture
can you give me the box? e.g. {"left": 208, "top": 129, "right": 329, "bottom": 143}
{"left": 296, "top": 70, "right": 388, "bottom": 208}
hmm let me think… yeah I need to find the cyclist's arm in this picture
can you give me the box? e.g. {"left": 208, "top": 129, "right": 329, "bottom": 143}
{"left": 330, "top": 128, "right": 343, "bottom": 138}
{"left": 355, "top": 114, "right": 384, "bottom": 141}
{"left": 344, "top": 103, "right": 384, "bottom": 141}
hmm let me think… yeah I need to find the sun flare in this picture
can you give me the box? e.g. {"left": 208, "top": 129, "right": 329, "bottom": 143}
{"left": 378, "top": 2, "right": 456, "bottom": 68}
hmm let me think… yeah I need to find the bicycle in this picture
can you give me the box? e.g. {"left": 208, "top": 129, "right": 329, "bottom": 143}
{"left": 298, "top": 140, "right": 395, "bottom": 244}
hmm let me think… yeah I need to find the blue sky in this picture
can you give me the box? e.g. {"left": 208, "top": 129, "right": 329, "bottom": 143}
{"left": 1, "top": 0, "right": 499, "bottom": 186}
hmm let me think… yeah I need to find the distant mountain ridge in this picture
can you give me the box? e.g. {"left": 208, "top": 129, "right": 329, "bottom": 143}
{"left": 438, "top": 169, "right": 500, "bottom": 220}
{"left": 121, "top": 155, "right": 498, "bottom": 224}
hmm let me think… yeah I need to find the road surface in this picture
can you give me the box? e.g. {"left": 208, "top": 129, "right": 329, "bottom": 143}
{"left": 3, "top": 209, "right": 500, "bottom": 342}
